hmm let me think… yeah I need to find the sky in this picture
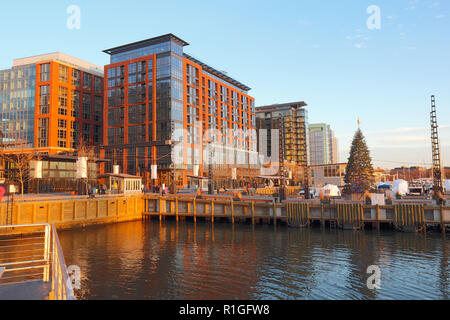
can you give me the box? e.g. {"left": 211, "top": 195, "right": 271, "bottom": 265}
{"left": 0, "top": 0, "right": 449, "bottom": 169}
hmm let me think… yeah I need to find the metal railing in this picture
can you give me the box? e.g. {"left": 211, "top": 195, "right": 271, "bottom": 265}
{"left": 0, "top": 223, "right": 75, "bottom": 300}
{"left": 50, "top": 223, "right": 75, "bottom": 300}
{"left": 0, "top": 224, "right": 51, "bottom": 285}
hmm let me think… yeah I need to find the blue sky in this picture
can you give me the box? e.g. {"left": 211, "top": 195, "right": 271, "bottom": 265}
{"left": 0, "top": 0, "right": 449, "bottom": 168}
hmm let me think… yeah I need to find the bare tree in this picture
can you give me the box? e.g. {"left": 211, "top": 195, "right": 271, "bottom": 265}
{"left": 0, "top": 147, "right": 35, "bottom": 199}
{"left": 77, "top": 137, "right": 97, "bottom": 159}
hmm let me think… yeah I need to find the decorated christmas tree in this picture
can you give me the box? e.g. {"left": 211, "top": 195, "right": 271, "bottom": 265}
{"left": 344, "top": 123, "right": 375, "bottom": 194}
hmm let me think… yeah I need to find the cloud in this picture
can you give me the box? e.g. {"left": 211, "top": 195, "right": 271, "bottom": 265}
{"left": 436, "top": 14, "right": 446, "bottom": 19}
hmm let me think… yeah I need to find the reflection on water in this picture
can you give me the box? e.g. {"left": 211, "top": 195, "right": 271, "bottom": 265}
{"left": 58, "top": 221, "right": 449, "bottom": 300}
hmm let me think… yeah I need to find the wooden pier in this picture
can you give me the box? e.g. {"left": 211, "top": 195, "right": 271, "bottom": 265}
{"left": 143, "top": 196, "right": 450, "bottom": 233}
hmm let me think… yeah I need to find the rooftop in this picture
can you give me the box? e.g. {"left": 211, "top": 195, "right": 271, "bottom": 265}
{"left": 13, "top": 52, "right": 104, "bottom": 77}
{"left": 103, "top": 33, "right": 189, "bottom": 55}
{"left": 103, "top": 34, "right": 252, "bottom": 92}
{"left": 183, "top": 53, "right": 251, "bottom": 92}
{"left": 256, "top": 101, "right": 308, "bottom": 113}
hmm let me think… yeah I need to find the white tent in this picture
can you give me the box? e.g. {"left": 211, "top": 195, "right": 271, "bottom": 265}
{"left": 392, "top": 179, "right": 409, "bottom": 196}
{"left": 321, "top": 184, "right": 341, "bottom": 197}
{"left": 445, "top": 180, "right": 450, "bottom": 192}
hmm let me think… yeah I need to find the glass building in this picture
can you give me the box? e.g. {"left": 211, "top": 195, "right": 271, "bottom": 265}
{"left": 309, "top": 123, "right": 339, "bottom": 166}
{"left": 0, "top": 65, "right": 36, "bottom": 149}
{"left": 0, "top": 53, "right": 104, "bottom": 154}
{"left": 103, "top": 34, "right": 256, "bottom": 189}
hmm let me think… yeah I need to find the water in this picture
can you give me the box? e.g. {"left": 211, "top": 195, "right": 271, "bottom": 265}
{"left": 58, "top": 221, "right": 449, "bottom": 300}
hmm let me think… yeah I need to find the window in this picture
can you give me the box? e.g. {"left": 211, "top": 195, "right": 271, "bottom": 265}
{"left": 108, "top": 88, "right": 124, "bottom": 107}
{"left": 108, "top": 108, "right": 124, "bottom": 126}
{"left": 58, "top": 119, "right": 67, "bottom": 128}
{"left": 58, "top": 86, "right": 68, "bottom": 115}
{"left": 107, "top": 127, "right": 124, "bottom": 145}
{"left": 108, "top": 66, "right": 124, "bottom": 88}
{"left": 83, "top": 93, "right": 91, "bottom": 120}
{"left": 38, "top": 118, "right": 49, "bottom": 147}
{"left": 128, "top": 104, "right": 146, "bottom": 124}
{"left": 128, "top": 125, "right": 146, "bottom": 143}
{"left": 128, "top": 84, "right": 146, "bottom": 104}
{"left": 83, "top": 73, "right": 92, "bottom": 90}
{"left": 94, "top": 77, "right": 102, "bottom": 93}
{"left": 148, "top": 59, "right": 153, "bottom": 80}
{"left": 71, "top": 91, "right": 80, "bottom": 117}
{"left": 128, "top": 61, "right": 146, "bottom": 84}
{"left": 59, "top": 65, "right": 68, "bottom": 83}
{"left": 94, "top": 125, "right": 101, "bottom": 144}
{"left": 39, "top": 85, "right": 50, "bottom": 114}
{"left": 156, "top": 55, "right": 171, "bottom": 79}
{"left": 83, "top": 123, "right": 90, "bottom": 142}
{"left": 71, "top": 121, "right": 79, "bottom": 149}
{"left": 94, "top": 96, "right": 102, "bottom": 122}
{"left": 40, "top": 63, "right": 50, "bottom": 82}
{"left": 72, "top": 69, "right": 81, "bottom": 87}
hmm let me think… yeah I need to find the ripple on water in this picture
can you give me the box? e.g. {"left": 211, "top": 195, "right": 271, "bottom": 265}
{"left": 58, "top": 221, "right": 450, "bottom": 300}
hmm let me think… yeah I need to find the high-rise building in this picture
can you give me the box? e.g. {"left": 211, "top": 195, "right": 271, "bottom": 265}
{"left": 255, "top": 102, "right": 309, "bottom": 185}
{"left": 102, "top": 34, "right": 256, "bottom": 188}
{"left": 328, "top": 126, "right": 339, "bottom": 164}
{"left": 0, "top": 52, "right": 104, "bottom": 154}
{"left": 309, "top": 123, "right": 338, "bottom": 166}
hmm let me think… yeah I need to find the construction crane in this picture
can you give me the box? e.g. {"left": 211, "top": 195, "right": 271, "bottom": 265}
{"left": 430, "top": 95, "right": 444, "bottom": 199}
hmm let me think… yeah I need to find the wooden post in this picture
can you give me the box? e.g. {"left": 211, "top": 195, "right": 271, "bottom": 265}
{"left": 96, "top": 200, "right": 99, "bottom": 219}
{"left": 176, "top": 198, "right": 179, "bottom": 222}
{"left": 273, "top": 202, "right": 277, "bottom": 227}
{"left": 211, "top": 200, "right": 215, "bottom": 224}
{"left": 376, "top": 205, "right": 381, "bottom": 231}
{"left": 159, "top": 197, "right": 162, "bottom": 222}
{"left": 193, "top": 198, "right": 197, "bottom": 224}
{"left": 85, "top": 201, "right": 88, "bottom": 220}
{"left": 321, "top": 204, "right": 325, "bottom": 228}
{"left": 73, "top": 201, "right": 76, "bottom": 221}
{"left": 60, "top": 202, "right": 64, "bottom": 222}
{"left": 320, "top": 203, "right": 325, "bottom": 228}
{"left": 231, "top": 200, "right": 234, "bottom": 224}
{"left": 441, "top": 204, "right": 445, "bottom": 233}
{"left": 251, "top": 201, "right": 255, "bottom": 225}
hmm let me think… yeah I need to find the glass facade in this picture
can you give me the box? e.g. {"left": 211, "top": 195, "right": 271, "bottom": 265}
{"left": 105, "top": 38, "right": 185, "bottom": 174}
{"left": 110, "top": 41, "right": 183, "bottom": 64}
{"left": 0, "top": 65, "right": 36, "bottom": 148}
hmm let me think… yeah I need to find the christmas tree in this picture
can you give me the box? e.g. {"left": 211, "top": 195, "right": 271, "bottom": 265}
{"left": 344, "top": 126, "right": 375, "bottom": 194}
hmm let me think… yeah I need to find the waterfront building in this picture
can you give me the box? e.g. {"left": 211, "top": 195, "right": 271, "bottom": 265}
{"left": 0, "top": 52, "right": 104, "bottom": 154}
{"left": 255, "top": 102, "right": 309, "bottom": 185}
{"left": 102, "top": 34, "right": 256, "bottom": 188}
{"left": 309, "top": 163, "right": 347, "bottom": 188}
{"left": 309, "top": 123, "right": 339, "bottom": 166}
